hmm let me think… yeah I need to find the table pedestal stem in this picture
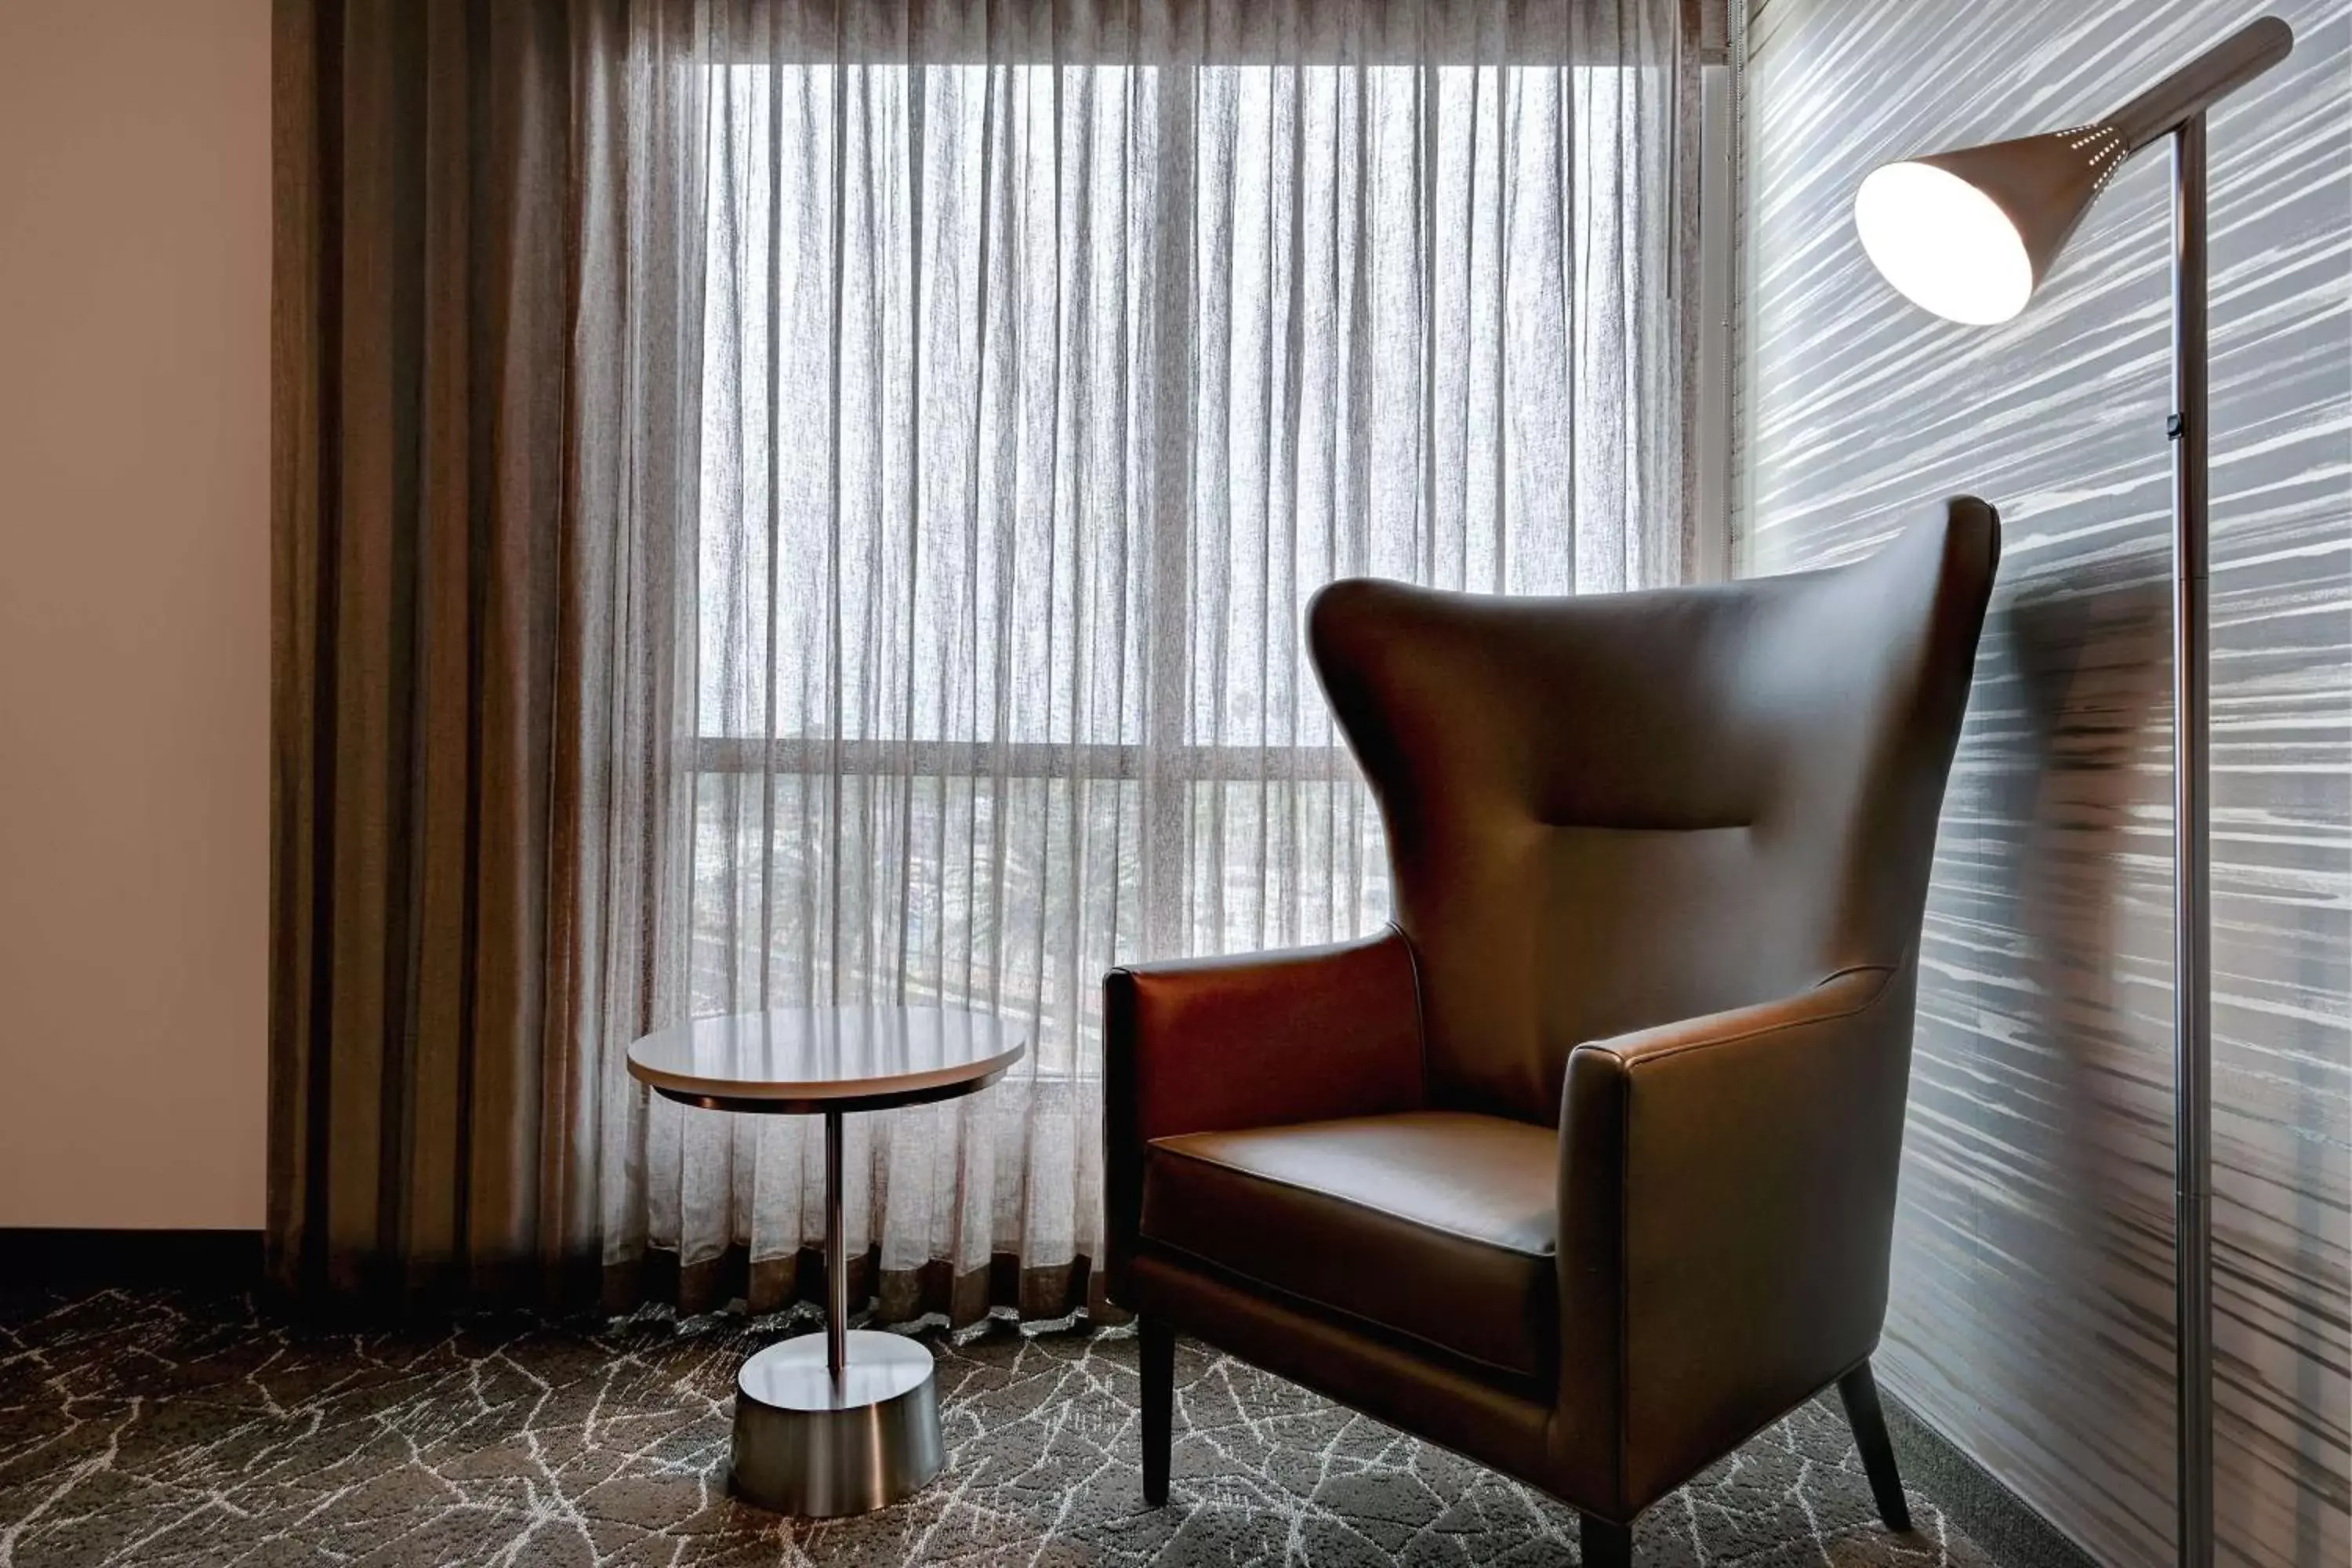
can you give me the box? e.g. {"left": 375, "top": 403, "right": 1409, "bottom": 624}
{"left": 826, "top": 1109, "right": 848, "bottom": 1378}
{"left": 728, "top": 1103, "right": 943, "bottom": 1516}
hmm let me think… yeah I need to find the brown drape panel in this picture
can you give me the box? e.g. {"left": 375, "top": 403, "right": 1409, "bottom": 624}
{"left": 270, "top": 0, "right": 698, "bottom": 1312}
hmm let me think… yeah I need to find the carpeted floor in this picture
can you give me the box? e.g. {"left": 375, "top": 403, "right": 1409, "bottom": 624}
{"left": 0, "top": 1289, "right": 2001, "bottom": 1566}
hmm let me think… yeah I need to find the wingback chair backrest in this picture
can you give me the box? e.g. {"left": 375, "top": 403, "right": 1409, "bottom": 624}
{"left": 1307, "top": 499, "right": 2000, "bottom": 1126}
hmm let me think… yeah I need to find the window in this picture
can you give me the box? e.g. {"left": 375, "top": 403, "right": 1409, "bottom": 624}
{"left": 687, "top": 56, "right": 1679, "bottom": 1066}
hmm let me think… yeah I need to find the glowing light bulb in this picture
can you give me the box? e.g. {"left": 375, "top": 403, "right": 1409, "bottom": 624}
{"left": 1853, "top": 161, "right": 2034, "bottom": 326}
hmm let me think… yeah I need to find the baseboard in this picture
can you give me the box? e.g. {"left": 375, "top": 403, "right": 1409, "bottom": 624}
{"left": 0, "top": 1228, "right": 263, "bottom": 1294}
{"left": 1881, "top": 1391, "right": 2103, "bottom": 1568}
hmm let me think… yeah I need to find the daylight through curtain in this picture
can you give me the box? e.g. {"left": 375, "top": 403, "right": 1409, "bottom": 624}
{"left": 587, "top": 0, "right": 1693, "bottom": 1322}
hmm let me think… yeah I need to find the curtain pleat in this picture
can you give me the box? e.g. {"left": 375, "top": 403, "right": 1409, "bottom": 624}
{"left": 271, "top": 0, "right": 1695, "bottom": 1319}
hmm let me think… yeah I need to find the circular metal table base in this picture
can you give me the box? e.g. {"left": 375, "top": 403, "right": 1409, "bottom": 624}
{"left": 730, "top": 1329, "right": 945, "bottom": 1516}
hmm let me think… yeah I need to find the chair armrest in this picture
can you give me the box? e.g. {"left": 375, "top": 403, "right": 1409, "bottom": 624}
{"left": 1102, "top": 927, "right": 1425, "bottom": 1301}
{"left": 1552, "top": 964, "right": 1915, "bottom": 1518}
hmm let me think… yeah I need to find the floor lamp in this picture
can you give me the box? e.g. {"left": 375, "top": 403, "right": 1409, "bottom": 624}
{"left": 1847, "top": 16, "right": 2292, "bottom": 1568}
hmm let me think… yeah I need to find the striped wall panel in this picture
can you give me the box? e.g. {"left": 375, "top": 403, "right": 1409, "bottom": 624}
{"left": 1733, "top": 2, "right": 2350, "bottom": 1565}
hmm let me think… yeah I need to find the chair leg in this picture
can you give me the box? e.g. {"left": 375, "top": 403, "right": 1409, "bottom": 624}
{"left": 1140, "top": 1315, "right": 1174, "bottom": 1506}
{"left": 1580, "top": 1512, "right": 1632, "bottom": 1567}
{"left": 1836, "top": 1360, "right": 1913, "bottom": 1533}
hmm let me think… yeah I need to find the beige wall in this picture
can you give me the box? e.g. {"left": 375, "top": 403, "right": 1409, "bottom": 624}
{"left": 0, "top": 2, "right": 269, "bottom": 1229}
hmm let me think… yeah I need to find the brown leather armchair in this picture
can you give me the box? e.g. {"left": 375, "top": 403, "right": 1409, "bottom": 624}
{"left": 1104, "top": 500, "right": 1999, "bottom": 1564}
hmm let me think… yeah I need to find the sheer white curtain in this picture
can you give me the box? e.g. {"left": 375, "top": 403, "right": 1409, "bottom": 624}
{"left": 594, "top": 0, "right": 1691, "bottom": 1320}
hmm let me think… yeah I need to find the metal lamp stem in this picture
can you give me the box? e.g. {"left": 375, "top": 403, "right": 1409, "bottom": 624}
{"left": 2112, "top": 20, "right": 2291, "bottom": 151}
{"left": 1857, "top": 22, "right": 2290, "bottom": 1566}
{"left": 2169, "top": 110, "right": 2215, "bottom": 1568}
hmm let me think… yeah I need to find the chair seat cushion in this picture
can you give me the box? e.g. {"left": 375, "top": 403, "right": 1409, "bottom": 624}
{"left": 1140, "top": 1110, "right": 1559, "bottom": 1382}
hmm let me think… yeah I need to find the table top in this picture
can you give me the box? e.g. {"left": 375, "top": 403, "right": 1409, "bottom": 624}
{"left": 625, "top": 1005, "right": 1025, "bottom": 1114}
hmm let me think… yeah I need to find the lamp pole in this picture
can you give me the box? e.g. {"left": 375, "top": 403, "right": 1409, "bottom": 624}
{"left": 1850, "top": 20, "right": 2294, "bottom": 1566}
{"left": 2167, "top": 107, "right": 2214, "bottom": 1568}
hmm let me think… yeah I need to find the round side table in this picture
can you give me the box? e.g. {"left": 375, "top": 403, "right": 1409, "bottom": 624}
{"left": 625, "top": 1006, "right": 1025, "bottom": 1517}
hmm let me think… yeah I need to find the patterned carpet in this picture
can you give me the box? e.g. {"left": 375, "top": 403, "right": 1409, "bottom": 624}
{"left": 0, "top": 1290, "right": 2001, "bottom": 1566}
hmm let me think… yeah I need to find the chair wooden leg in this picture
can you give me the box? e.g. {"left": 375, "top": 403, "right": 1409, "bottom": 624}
{"left": 1140, "top": 1316, "right": 1174, "bottom": 1506}
{"left": 1837, "top": 1360, "right": 1913, "bottom": 1533}
{"left": 1580, "top": 1512, "right": 1632, "bottom": 1567}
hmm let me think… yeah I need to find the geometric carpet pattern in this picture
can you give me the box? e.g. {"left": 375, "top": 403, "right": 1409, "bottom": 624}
{"left": 0, "top": 1289, "right": 2002, "bottom": 1566}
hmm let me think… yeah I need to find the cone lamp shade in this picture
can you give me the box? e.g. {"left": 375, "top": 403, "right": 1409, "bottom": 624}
{"left": 1854, "top": 126, "right": 2126, "bottom": 323}
{"left": 1853, "top": 16, "right": 2289, "bottom": 321}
